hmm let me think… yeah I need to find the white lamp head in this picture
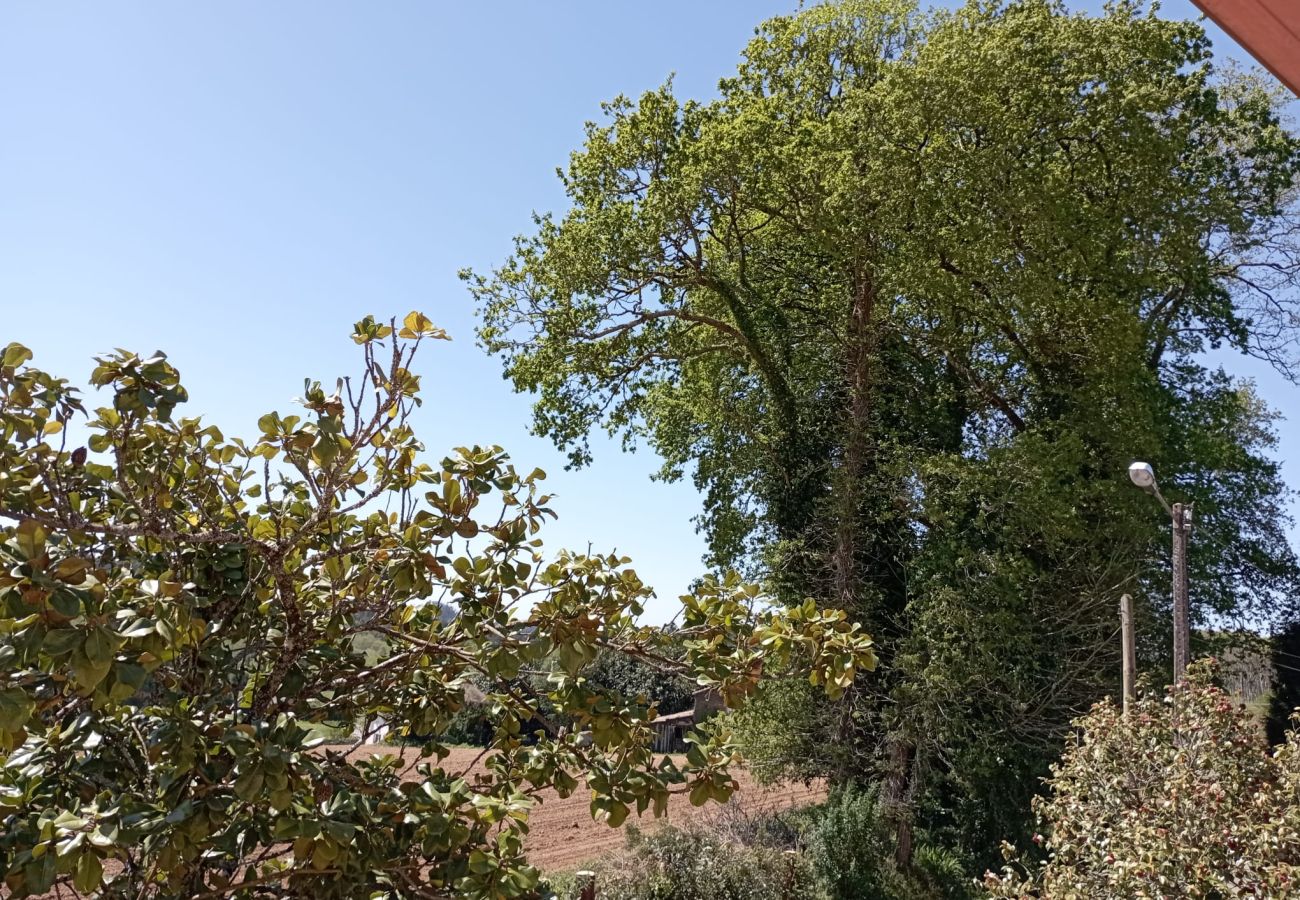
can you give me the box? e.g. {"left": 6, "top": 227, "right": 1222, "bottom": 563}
{"left": 1128, "top": 461, "right": 1156, "bottom": 490}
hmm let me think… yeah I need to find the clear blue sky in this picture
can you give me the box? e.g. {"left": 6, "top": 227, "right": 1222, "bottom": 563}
{"left": 1, "top": 1, "right": 1293, "bottom": 622}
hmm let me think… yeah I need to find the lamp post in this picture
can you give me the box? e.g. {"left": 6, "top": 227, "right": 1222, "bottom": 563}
{"left": 1128, "top": 461, "right": 1192, "bottom": 682}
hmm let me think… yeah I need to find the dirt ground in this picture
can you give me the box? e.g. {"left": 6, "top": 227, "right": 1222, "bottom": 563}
{"left": 344, "top": 745, "right": 826, "bottom": 871}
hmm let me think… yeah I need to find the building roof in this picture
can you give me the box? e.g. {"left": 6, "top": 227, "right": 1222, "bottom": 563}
{"left": 1192, "top": 0, "right": 1300, "bottom": 97}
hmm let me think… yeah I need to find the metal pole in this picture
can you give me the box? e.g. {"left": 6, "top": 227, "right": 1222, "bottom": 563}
{"left": 1120, "top": 593, "right": 1136, "bottom": 714}
{"left": 1171, "top": 503, "right": 1191, "bottom": 682}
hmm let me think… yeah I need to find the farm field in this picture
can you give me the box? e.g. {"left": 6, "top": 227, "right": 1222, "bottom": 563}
{"left": 344, "top": 745, "right": 827, "bottom": 871}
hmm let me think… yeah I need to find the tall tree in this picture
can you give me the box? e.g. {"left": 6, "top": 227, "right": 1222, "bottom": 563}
{"left": 469, "top": 0, "right": 1300, "bottom": 867}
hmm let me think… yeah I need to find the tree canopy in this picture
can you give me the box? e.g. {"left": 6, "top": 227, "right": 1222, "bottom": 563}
{"left": 0, "top": 320, "right": 874, "bottom": 898}
{"left": 470, "top": 0, "right": 1300, "bottom": 866}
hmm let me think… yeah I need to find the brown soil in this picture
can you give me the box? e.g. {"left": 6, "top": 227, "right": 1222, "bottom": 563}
{"left": 344, "top": 745, "right": 826, "bottom": 871}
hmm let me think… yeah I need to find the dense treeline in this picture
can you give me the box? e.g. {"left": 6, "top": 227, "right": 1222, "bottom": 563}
{"left": 471, "top": 0, "right": 1300, "bottom": 873}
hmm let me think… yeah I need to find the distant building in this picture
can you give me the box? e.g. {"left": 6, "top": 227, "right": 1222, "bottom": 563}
{"left": 650, "top": 687, "right": 724, "bottom": 753}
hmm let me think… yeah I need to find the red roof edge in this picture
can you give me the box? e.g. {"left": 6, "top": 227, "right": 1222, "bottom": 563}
{"left": 1192, "top": 0, "right": 1300, "bottom": 97}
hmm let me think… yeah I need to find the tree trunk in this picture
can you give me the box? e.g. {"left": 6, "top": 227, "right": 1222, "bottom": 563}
{"left": 832, "top": 269, "right": 875, "bottom": 609}
{"left": 830, "top": 270, "right": 874, "bottom": 767}
{"left": 883, "top": 737, "right": 917, "bottom": 869}
{"left": 836, "top": 266, "right": 916, "bottom": 868}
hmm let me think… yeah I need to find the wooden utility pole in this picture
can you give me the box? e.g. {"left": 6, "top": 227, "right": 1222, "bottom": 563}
{"left": 1120, "top": 593, "right": 1136, "bottom": 714}
{"left": 1171, "top": 503, "right": 1192, "bottom": 682}
{"left": 782, "top": 850, "right": 800, "bottom": 899}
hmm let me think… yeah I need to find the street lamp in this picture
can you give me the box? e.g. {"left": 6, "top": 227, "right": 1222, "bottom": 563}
{"left": 1128, "top": 461, "right": 1192, "bottom": 682}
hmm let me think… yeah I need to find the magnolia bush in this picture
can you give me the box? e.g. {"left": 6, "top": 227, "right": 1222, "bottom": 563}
{"left": 985, "top": 661, "right": 1300, "bottom": 898}
{"left": 0, "top": 317, "right": 875, "bottom": 899}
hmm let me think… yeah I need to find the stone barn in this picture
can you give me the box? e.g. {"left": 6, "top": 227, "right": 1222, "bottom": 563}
{"left": 650, "top": 687, "right": 724, "bottom": 753}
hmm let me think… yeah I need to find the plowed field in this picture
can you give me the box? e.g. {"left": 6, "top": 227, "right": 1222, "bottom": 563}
{"left": 345, "top": 745, "right": 826, "bottom": 871}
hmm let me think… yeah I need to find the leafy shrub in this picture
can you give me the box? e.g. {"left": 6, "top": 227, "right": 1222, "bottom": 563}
{"left": 705, "top": 795, "right": 818, "bottom": 852}
{"left": 0, "top": 323, "right": 876, "bottom": 898}
{"left": 576, "top": 822, "right": 817, "bottom": 900}
{"left": 911, "top": 846, "right": 976, "bottom": 900}
{"left": 561, "top": 792, "right": 975, "bottom": 900}
{"left": 986, "top": 661, "right": 1300, "bottom": 897}
{"left": 727, "top": 677, "right": 853, "bottom": 786}
{"left": 805, "top": 785, "right": 977, "bottom": 900}
{"left": 808, "top": 785, "right": 890, "bottom": 898}
{"left": 807, "top": 785, "right": 916, "bottom": 900}
{"left": 584, "top": 646, "right": 695, "bottom": 716}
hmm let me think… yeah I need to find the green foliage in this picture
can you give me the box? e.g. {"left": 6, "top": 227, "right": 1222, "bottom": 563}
{"left": 583, "top": 645, "right": 695, "bottom": 716}
{"left": 805, "top": 785, "right": 976, "bottom": 900}
{"left": 912, "top": 846, "right": 977, "bottom": 900}
{"left": 1268, "top": 621, "right": 1300, "bottom": 745}
{"left": 0, "top": 322, "right": 875, "bottom": 898}
{"left": 557, "top": 794, "right": 977, "bottom": 900}
{"left": 470, "top": 0, "right": 1300, "bottom": 865}
{"left": 726, "top": 678, "right": 843, "bottom": 785}
{"left": 570, "top": 822, "right": 818, "bottom": 900}
{"left": 807, "top": 785, "right": 903, "bottom": 900}
{"left": 986, "top": 661, "right": 1300, "bottom": 898}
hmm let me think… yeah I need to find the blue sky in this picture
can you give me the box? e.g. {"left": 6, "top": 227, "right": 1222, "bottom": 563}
{"left": 1, "top": 1, "right": 1294, "bottom": 622}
